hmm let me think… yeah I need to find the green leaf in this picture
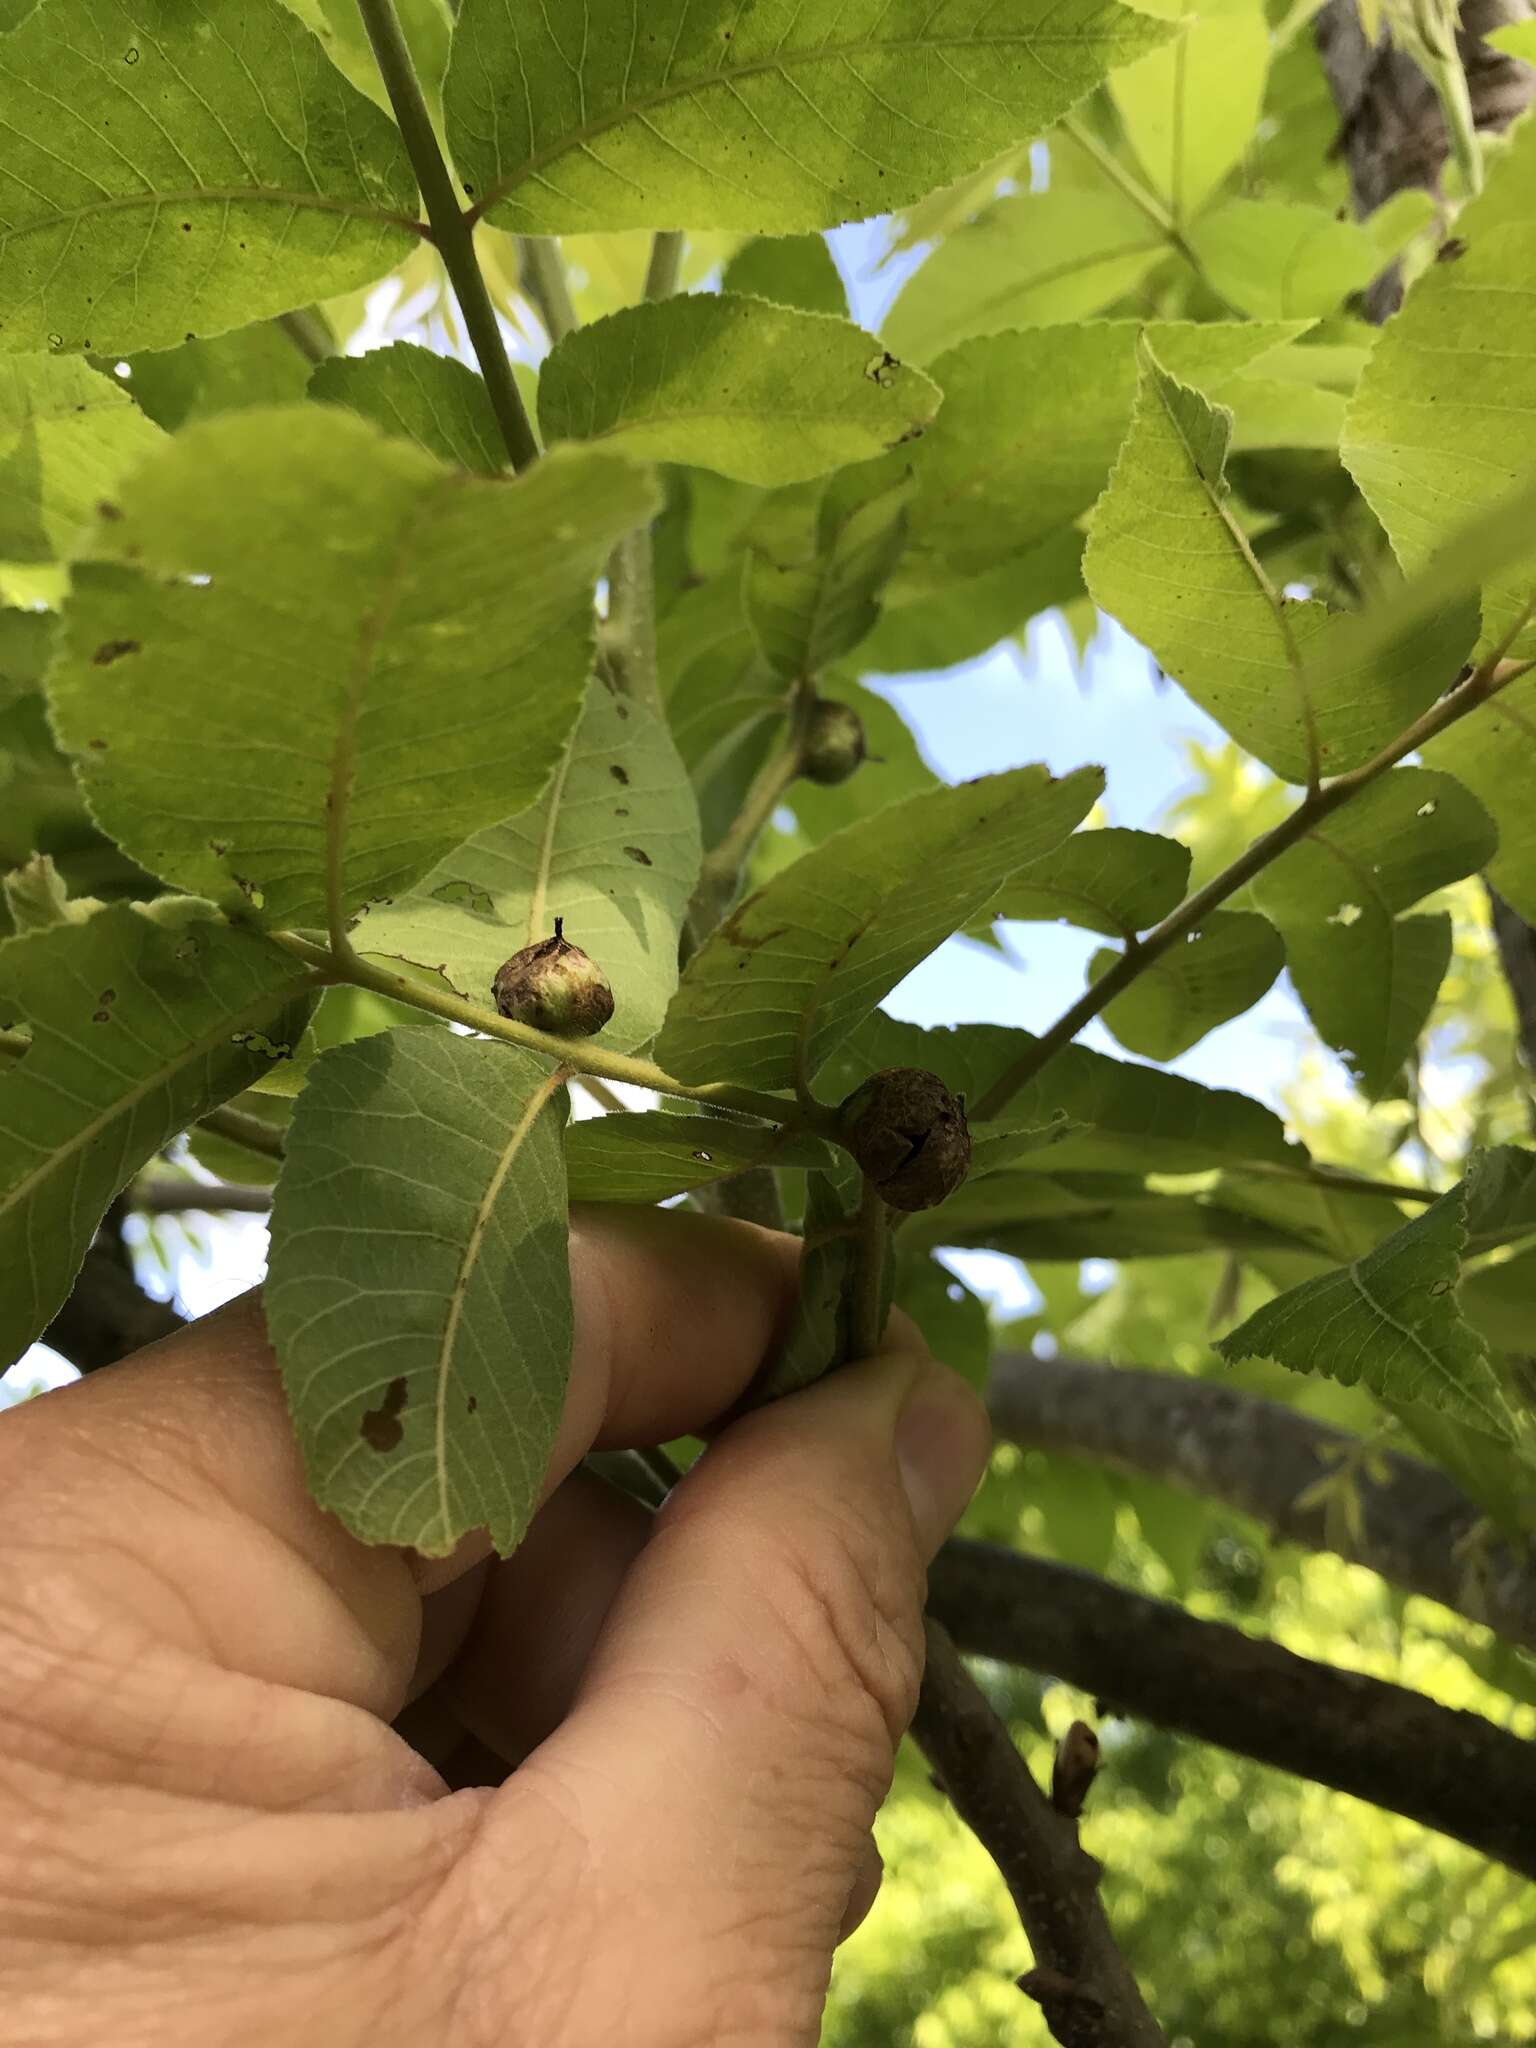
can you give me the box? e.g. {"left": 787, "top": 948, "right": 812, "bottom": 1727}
{"left": 882, "top": 189, "right": 1165, "bottom": 363}
{"left": 1187, "top": 199, "right": 1388, "bottom": 319}
{"left": 744, "top": 473, "right": 911, "bottom": 679}
{"left": 1342, "top": 112, "right": 1536, "bottom": 660}
{"left": 1422, "top": 672, "right": 1536, "bottom": 922}
{"left": 0, "top": 604, "right": 55, "bottom": 711}
{"left": 1488, "top": 20, "right": 1536, "bottom": 59}
{"left": 361, "top": 682, "right": 701, "bottom": 1054}
{"left": 308, "top": 345, "right": 508, "bottom": 475}
{"left": 267, "top": 1030, "right": 572, "bottom": 1556}
{"left": 994, "top": 826, "right": 1191, "bottom": 937}
{"left": 821, "top": 1011, "right": 1302, "bottom": 1177}
{"left": 49, "top": 408, "right": 657, "bottom": 930}
{"left": 656, "top": 764, "right": 1102, "bottom": 1093}
{"left": 446, "top": 0, "right": 1171, "bottom": 236}
{"left": 1091, "top": 909, "right": 1283, "bottom": 1060}
{"left": 1461, "top": 1142, "right": 1536, "bottom": 1254}
{"left": 1084, "top": 344, "right": 1479, "bottom": 783}
{"left": 0, "top": 901, "right": 313, "bottom": 1367}
{"left": 760, "top": 1154, "right": 877, "bottom": 1400}
{"left": 1108, "top": 3, "right": 1269, "bottom": 222}
{"left": 860, "top": 530, "right": 1086, "bottom": 674}
{"left": 722, "top": 235, "right": 847, "bottom": 317}
{"left": 895, "top": 1252, "right": 992, "bottom": 1396}
{"left": 565, "top": 1109, "right": 835, "bottom": 1204}
{"left": 1218, "top": 1172, "right": 1519, "bottom": 1442}
{"left": 538, "top": 296, "right": 940, "bottom": 487}
{"left": 1251, "top": 768, "right": 1497, "bottom": 1098}
{"left": 0, "top": 0, "right": 419, "bottom": 355}
{"left": 122, "top": 327, "right": 313, "bottom": 432}
{"left": 904, "top": 317, "right": 1309, "bottom": 582}
{"left": 0, "top": 354, "right": 163, "bottom": 562}
{"left": 913, "top": 1172, "right": 1308, "bottom": 1260}
{"left": 279, "top": 0, "right": 452, "bottom": 118}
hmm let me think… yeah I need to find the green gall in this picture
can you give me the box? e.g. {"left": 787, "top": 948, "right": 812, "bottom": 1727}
{"left": 492, "top": 919, "right": 614, "bottom": 1038}
{"left": 801, "top": 698, "right": 868, "bottom": 786}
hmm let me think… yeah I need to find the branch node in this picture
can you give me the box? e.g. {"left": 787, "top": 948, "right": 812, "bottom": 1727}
{"left": 1052, "top": 1719, "right": 1102, "bottom": 1819}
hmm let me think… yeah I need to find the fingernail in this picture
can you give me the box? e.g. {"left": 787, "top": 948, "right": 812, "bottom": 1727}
{"left": 893, "top": 1364, "right": 991, "bottom": 1557}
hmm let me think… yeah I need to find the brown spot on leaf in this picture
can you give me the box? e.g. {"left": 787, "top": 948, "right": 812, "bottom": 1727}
{"left": 1437, "top": 236, "right": 1468, "bottom": 264}
{"left": 96, "top": 500, "right": 122, "bottom": 522}
{"left": 466, "top": 1395, "right": 478, "bottom": 1414}
{"left": 864, "top": 349, "right": 902, "bottom": 388}
{"left": 623, "top": 846, "right": 652, "bottom": 865}
{"left": 609, "top": 764, "right": 630, "bottom": 785}
{"left": 93, "top": 638, "right": 140, "bottom": 666}
{"left": 361, "top": 1376, "right": 409, "bottom": 1452}
{"left": 88, "top": 737, "right": 107, "bottom": 750}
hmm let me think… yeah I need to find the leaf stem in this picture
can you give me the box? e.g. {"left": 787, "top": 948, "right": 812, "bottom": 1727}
{"left": 277, "top": 308, "right": 335, "bottom": 364}
{"left": 267, "top": 928, "right": 841, "bottom": 1136}
{"left": 355, "top": 0, "right": 539, "bottom": 473}
{"left": 685, "top": 729, "right": 805, "bottom": 950}
{"left": 519, "top": 236, "right": 579, "bottom": 344}
{"left": 197, "top": 1101, "right": 288, "bottom": 1163}
{"left": 974, "top": 643, "right": 1535, "bottom": 1123}
{"left": 851, "top": 1178, "right": 890, "bottom": 1358}
{"left": 603, "top": 231, "right": 687, "bottom": 713}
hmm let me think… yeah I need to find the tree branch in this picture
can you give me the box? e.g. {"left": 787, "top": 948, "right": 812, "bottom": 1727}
{"left": 128, "top": 1176, "right": 274, "bottom": 1215}
{"left": 912, "top": 1621, "right": 1167, "bottom": 2048}
{"left": 929, "top": 1539, "right": 1536, "bottom": 1880}
{"left": 975, "top": 644, "right": 1534, "bottom": 1120}
{"left": 987, "top": 1351, "right": 1536, "bottom": 1653}
{"left": 41, "top": 1242, "right": 183, "bottom": 1374}
{"left": 355, "top": 0, "right": 539, "bottom": 472}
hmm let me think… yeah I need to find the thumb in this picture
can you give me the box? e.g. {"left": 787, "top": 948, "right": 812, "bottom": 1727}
{"left": 472, "top": 1341, "right": 990, "bottom": 2042}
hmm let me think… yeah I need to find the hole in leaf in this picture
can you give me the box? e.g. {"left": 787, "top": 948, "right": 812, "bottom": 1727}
{"left": 692, "top": 1149, "right": 712, "bottom": 1163}
{"left": 1417, "top": 800, "right": 1438, "bottom": 818}
{"left": 360, "top": 1376, "right": 409, "bottom": 1452}
{"left": 1328, "top": 903, "right": 1362, "bottom": 927}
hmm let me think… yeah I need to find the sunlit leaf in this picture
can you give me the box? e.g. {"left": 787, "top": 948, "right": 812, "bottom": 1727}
{"left": 722, "top": 234, "right": 847, "bottom": 316}
{"left": 657, "top": 765, "right": 1103, "bottom": 1092}
{"left": 0, "top": 0, "right": 419, "bottom": 355}
{"left": 744, "top": 471, "right": 911, "bottom": 678}
{"left": 1084, "top": 343, "right": 1479, "bottom": 783}
{"left": 1422, "top": 673, "right": 1536, "bottom": 923}
{"left": 447, "top": 0, "right": 1171, "bottom": 235}
{"left": 1342, "top": 112, "right": 1536, "bottom": 659}
{"left": 1108, "top": 2, "right": 1270, "bottom": 222}
{"left": 1218, "top": 1167, "right": 1519, "bottom": 1441}
{"left": 122, "top": 327, "right": 313, "bottom": 431}
{"left": 362, "top": 683, "right": 701, "bottom": 1054}
{"left": 1252, "top": 769, "right": 1497, "bottom": 1098}
{"left": 0, "top": 354, "right": 162, "bottom": 562}
{"left": 882, "top": 189, "right": 1165, "bottom": 362}
{"left": 49, "top": 408, "right": 656, "bottom": 930}
{"left": 538, "top": 296, "right": 940, "bottom": 487}
{"left": 1188, "top": 198, "right": 1388, "bottom": 318}
{"left": 995, "top": 827, "right": 1191, "bottom": 937}
{"left": 309, "top": 344, "right": 508, "bottom": 474}
{"left": 1091, "top": 910, "right": 1284, "bottom": 1060}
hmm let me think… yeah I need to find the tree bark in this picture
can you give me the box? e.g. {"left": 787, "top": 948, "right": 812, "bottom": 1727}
{"left": 930, "top": 1540, "right": 1536, "bottom": 1880}
{"left": 987, "top": 1351, "right": 1536, "bottom": 1651}
{"left": 912, "top": 1622, "right": 1168, "bottom": 2048}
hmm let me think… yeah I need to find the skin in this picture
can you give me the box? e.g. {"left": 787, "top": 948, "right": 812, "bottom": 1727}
{"left": 0, "top": 1207, "right": 991, "bottom": 2048}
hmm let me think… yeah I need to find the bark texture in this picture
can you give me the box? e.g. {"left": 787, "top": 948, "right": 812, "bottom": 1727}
{"left": 930, "top": 1540, "right": 1536, "bottom": 1881}
{"left": 988, "top": 1352, "right": 1536, "bottom": 1651}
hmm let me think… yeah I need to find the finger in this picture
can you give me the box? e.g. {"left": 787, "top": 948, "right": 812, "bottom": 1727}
{"left": 0, "top": 1208, "right": 800, "bottom": 1733}
{"left": 838, "top": 1836, "right": 884, "bottom": 1945}
{"left": 453, "top": 1344, "right": 990, "bottom": 2034}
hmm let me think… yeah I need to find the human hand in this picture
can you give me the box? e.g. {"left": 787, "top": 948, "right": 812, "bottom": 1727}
{"left": 0, "top": 1208, "right": 990, "bottom": 2048}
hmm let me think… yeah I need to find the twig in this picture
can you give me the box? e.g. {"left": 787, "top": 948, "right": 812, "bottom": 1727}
{"left": 355, "top": 0, "right": 538, "bottom": 472}
{"left": 850, "top": 1177, "right": 889, "bottom": 1358}
{"left": 264, "top": 927, "right": 843, "bottom": 1136}
{"left": 928, "top": 1540, "right": 1536, "bottom": 1880}
{"left": 196, "top": 1102, "right": 287, "bottom": 1163}
{"left": 518, "top": 236, "right": 579, "bottom": 344}
{"left": 684, "top": 732, "right": 803, "bottom": 949}
{"left": 986, "top": 1351, "right": 1536, "bottom": 1652}
{"left": 604, "top": 230, "right": 687, "bottom": 713}
{"left": 128, "top": 1176, "right": 273, "bottom": 1215}
{"left": 276, "top": 308, "right": 335, "bottom": 363}
{"left": 912, "top": 1621, "right": 1167, "bottom": 2048}
{"left": 577, "top": 1073, "right": 628, "bottom": 1115}
{"left": 974, "top": 644, "right": 1536, "bottom": 1122}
